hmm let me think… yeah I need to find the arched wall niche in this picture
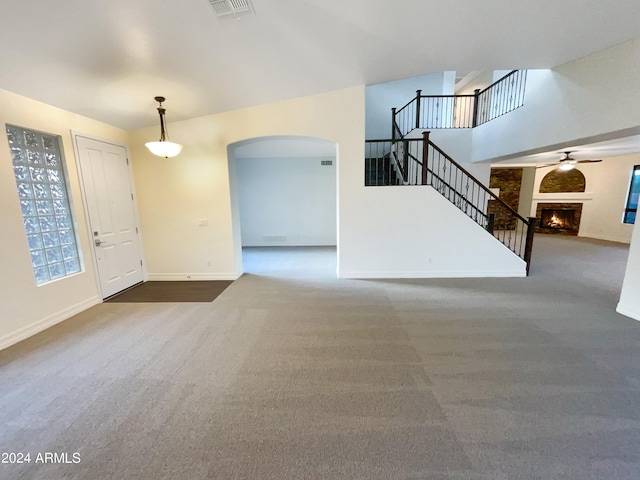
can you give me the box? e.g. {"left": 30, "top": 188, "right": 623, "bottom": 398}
{"left": 539, "top": 169, "right": 586, "bottom": 193}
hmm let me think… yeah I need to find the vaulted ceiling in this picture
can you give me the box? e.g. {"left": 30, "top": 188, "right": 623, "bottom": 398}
{"left": 1, "top": 0, "right": 640, "bottom": 130}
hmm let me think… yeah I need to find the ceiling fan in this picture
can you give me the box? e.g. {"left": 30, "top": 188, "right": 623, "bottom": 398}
{"left": 537, "top": 151, "right": 603, "bottom": 170}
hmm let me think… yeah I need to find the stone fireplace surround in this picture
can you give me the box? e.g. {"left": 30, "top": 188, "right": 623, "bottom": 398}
{"left": 535, "top": 202, "right": 583, "bottom": 235}
{"left": 533, "top": 168, "right": 589, "bottom": 236}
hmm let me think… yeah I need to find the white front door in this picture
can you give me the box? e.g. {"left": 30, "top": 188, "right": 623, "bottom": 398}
{"left": 75, "top": 135, "right": 144, "bottom": 298}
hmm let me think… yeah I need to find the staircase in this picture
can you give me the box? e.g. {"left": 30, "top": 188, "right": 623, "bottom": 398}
{"left": 365, "top": 134, "right": 535, "bottom": 273}
{"left": 365, "top": 70, "right": 535, "bottom": 273}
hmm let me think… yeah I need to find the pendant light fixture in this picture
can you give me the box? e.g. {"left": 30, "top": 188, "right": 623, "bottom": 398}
{"left": 145, "top": 96, "right": 183, "bottom": 158}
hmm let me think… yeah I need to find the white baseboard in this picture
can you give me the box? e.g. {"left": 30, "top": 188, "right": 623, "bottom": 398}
{"left": 616, "top": 302, "right": 640, "bottom": 321}
{"left": 146, "top": 273, "right": 241, "bottom": 281}
{"left": 338, "top": 269, "right": 526, "bottom": 279}
{"left": 578, "top": 232, "right": 631, "bottom": 245}
{"left": 0, "top": 296, "right": 101, "bottom": 352}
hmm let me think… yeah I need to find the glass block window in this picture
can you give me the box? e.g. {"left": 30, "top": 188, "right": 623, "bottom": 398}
{"left": 6, "top": 125, "right": 82, "bottom": 284}
{"left": 623, "top": 165, "right": 640, "bottom": 224}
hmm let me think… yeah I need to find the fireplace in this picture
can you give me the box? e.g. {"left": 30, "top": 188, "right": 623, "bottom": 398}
{"left": 541, "top": 209, "right": 575, "bottom": 230}
{"left": 535, "top": 203, "right": 582, "bottom": 236}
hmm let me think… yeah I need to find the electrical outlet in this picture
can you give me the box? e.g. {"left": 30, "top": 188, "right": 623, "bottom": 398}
{"left": 207, "top": 259, "right": 212, "bottom": 267}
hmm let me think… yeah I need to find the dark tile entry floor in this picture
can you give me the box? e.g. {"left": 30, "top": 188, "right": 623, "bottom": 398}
{"left": 105, "top": 280, "right": 233, "bottom": 303}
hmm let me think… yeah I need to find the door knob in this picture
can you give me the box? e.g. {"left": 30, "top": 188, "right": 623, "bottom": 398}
{"left": 95, "top": 239, "right": 104, "bottom": 247}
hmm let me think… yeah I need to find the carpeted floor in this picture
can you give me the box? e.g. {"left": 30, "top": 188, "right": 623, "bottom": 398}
{"left": 105, "top": 280, "right": 233, "bottom": 303}
{"left": 1, "top": 235, "right": 640, "bottom": 479}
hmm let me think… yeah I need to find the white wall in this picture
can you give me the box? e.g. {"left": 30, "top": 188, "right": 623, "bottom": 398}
{"left": 455, "top": 71, "right": 493, "bottom": 94}
{"left": 338, "top": 186, "right": 526, "bottom": 278}
{"left": 128, "top": 87, "right": 364, "bottom": 280}
{"left": 0, "top": 87, "right": 130, "bottom": 349}
{"left": 575, "top": 155, "right": 638, "bottom": 243}
{"left": 235, "top": 155, "right": 337, "bottom": 246}
{"left": 128, "top": 85, "right": 524, "bottom": 281}
{"left": 518, "top": 167, "right": 536, "bottom": 219}
{"left": 421, "top": 40, "right": 640, "bottom": 166}
{"left": 404, "top": 129, "right": 486, "bottom": 184}
{"left": 530, "top": 155, "right": 638, "bottom": 244}
{"left": 365, "top": 72, "right": 449, "bottom": 140}
{"left": 471, "top": 38, "right": 640, "bottom": 163}
{"left": 618, "top": 218, "right": 640, "bottom": 320}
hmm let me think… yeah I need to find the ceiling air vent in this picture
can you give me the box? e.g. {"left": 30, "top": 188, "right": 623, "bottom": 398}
{"left": 208, "top": 0, "right": 255, "bottom": 19}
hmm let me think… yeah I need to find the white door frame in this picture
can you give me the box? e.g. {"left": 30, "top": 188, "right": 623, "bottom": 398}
{"left": 71, "top": 130, "right": 147, "bottom": 299}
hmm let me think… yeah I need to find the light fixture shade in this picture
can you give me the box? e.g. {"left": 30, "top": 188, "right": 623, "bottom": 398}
{"left": 145, "top": 141, "right": 183, "bottom": 158}
{"left": 146, "top": 96, "right": 182, "bottom": 158}
{"left": 558, "top": 162, "right": 575, "bottom": 171}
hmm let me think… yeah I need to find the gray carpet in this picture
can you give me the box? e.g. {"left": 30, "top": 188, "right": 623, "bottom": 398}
{"left": 1, "top": 236, "right": 640, "bottom": 479}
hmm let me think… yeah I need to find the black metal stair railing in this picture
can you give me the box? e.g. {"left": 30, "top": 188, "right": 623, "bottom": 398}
{"left": 392, "top": 70, "right": 527, "bottom": 139}
{"left": 364, "top": 134, "right": 535, "bottom": 273}
{"left": 475, "top": 69, "right": 528, "bottom": 126}
{"left": 365, "top": 140, "right": 402, "bottom": 186}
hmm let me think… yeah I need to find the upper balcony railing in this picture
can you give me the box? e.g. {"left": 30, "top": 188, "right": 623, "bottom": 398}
{"left": 392, "top": 70, "right": 527, "bottom": 139}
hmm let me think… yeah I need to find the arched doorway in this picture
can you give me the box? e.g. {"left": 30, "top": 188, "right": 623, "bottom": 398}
{"left": 227, "top": 136, "right": 338, "bottom": 277}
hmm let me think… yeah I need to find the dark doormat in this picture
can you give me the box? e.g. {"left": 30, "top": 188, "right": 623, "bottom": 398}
{"left": 105, "top": 281, "right": 233, "bottom": 303}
